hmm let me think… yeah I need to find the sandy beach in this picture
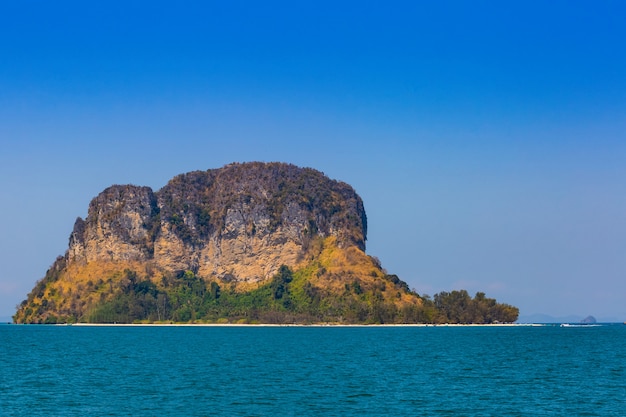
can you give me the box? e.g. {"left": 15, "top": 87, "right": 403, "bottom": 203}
{"left": 68, "top": 322, "right": 544, "bottom": 327}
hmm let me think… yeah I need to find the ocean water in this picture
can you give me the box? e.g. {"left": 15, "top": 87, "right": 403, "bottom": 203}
{"left": 1, "top": 324, "right": 624, "bottom": 416}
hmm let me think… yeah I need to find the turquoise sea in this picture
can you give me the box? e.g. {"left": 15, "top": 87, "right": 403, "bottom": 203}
{"left": 1, "top": 324, "right": 624, "bottom": 416}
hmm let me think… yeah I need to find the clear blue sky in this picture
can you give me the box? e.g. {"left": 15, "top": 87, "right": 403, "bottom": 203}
{"left": 1, "top": 1, "right": 625, "bottom": 321}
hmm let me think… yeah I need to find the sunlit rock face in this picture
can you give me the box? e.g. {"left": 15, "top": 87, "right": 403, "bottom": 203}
{"left": 68, "top": 185, "right": 158, "bottom": 264}
{"left": 68, "top": 162, "right": 367, "bottom": 283}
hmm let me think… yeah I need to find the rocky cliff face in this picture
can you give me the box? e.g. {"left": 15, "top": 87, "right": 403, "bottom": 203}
{"left": 68, "top": 185, "right": 158, "bottom": 264}
{"left": 67, "top": 162, "right": 367, "bottom": 284}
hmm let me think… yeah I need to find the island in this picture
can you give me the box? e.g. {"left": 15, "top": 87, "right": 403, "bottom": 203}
{"left": 14, "top": 162, "right": 518, "bottom": 324}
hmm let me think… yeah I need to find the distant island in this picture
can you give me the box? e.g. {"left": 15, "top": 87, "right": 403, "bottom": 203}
{"left": 516, "top": 314, "right": 612, "bottom": 324}
{"left": 14, "top": 162, "right": 518, "bottom": 324}
{"left": 580, "top": 315, "right": 597, "bottom": 324}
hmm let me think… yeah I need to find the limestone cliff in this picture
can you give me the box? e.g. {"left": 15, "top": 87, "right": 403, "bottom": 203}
{"left": 68, "top": 162, "right": 367, "bottom": 283}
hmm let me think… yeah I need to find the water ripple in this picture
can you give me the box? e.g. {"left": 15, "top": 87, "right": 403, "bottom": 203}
{"left": 1, "top": 325, "right": 625, "bottom": 416}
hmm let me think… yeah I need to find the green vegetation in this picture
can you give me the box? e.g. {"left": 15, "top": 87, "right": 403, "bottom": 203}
{"left": 431, "top": 290, "right": 519, "bottom": 324}
{"left": 19, "top": 266, "right": 518, "bottom": 325}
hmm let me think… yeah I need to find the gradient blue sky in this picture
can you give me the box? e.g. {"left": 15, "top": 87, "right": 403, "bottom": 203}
{"left": 1, "top": 1, "right": 625, "bottom": 321}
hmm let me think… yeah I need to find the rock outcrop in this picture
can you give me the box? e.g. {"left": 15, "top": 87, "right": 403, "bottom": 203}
{"left": 580, "top": 315, "right": 597, "bottom": 324}
{"left": 16, "top": 162, "right": 425, "bottom": 324}
{"left": 15, "top": 162, "right": 519, "bottom": 324}
{"left": 68, "top": 162, "right": 367, "bottom": 283}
